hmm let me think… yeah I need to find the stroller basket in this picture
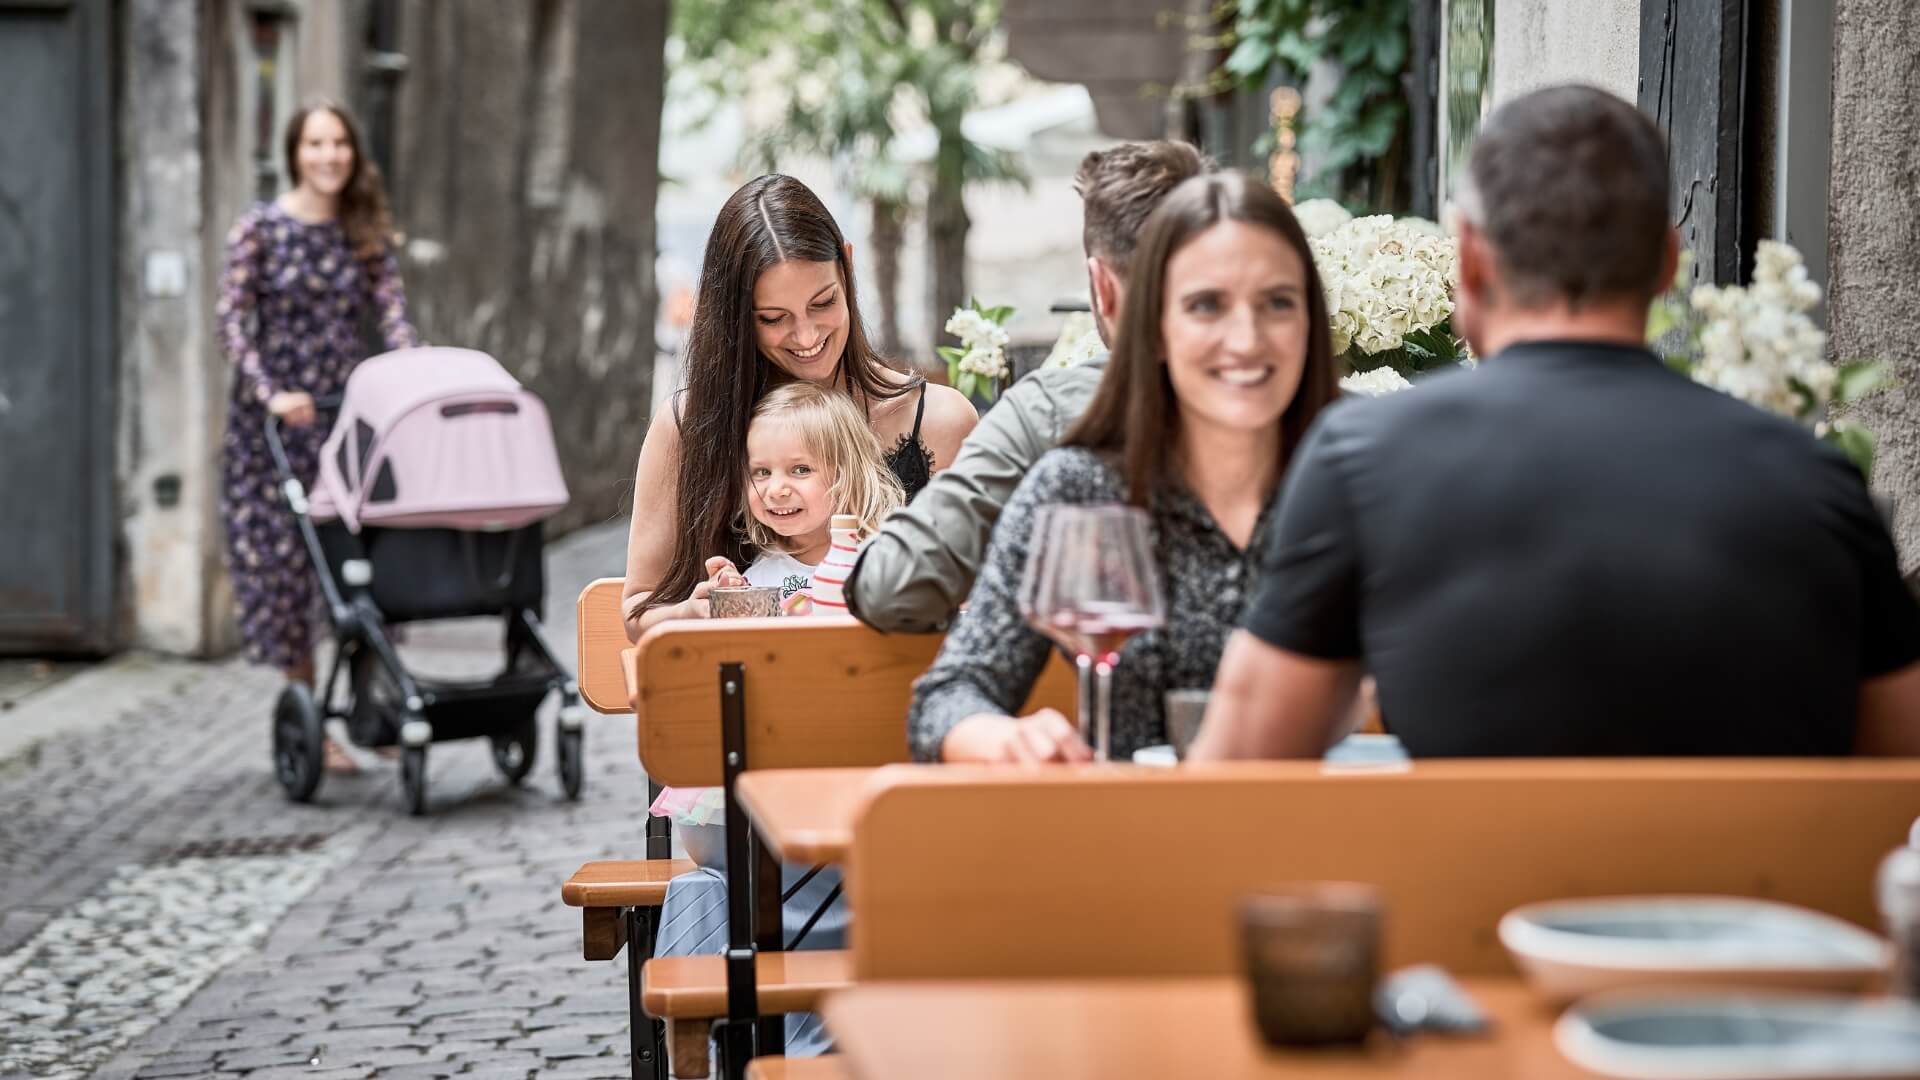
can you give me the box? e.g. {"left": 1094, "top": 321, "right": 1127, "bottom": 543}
{"left": 317, "top": 521, "right": 545, "bottom": 624}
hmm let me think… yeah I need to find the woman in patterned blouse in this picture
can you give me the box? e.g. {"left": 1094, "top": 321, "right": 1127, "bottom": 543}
{"left": 217, "top": 99, "right": 418, "bottom": 771}
{"left": 909, "top": 172, "right": 1337, "bottom": 763}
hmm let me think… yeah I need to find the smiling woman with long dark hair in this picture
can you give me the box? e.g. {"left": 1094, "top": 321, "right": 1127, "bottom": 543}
{"left": 907, "top": 171, "right": 1338, "bottom": 764}
{"left": 216, "top": 97, "right": 418, "bottom": 773}
{"left": 621, "top": 174, "right": 976, "bottom": 640}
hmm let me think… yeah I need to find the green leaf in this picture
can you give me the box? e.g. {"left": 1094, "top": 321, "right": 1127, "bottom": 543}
{"left": 1373, "top": 28, "right": 1407, "bottom": 72}
{"left": 986, "top": 304, "right": 1015, "bottom": 323}
{"left": 1645, "top": 300, "right": 1676, "bottom": 344}
{"left": 1223, "top": 37, "right": 1275, "bottom": 80}
{"left": 1836, "top": 360, "right": 1893, "bottom": 403}
{"left": 937, "top": 345, "right": 965, "bottom": 364}
{"left": 1826, "top": 421, "right": 1877, "bottom": 482}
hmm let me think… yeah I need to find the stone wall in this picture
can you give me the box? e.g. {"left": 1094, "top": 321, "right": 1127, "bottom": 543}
{"left": 115, "top": 1, "right": 236, "bottom": 655}
{"left": 1828, "top": 0, "right": 1920, "bottom": 580}
{"left": 386, "top": 0, "right": 667, "bottom": 537}
{"left": 1489, "top": 0, "right": 1639, "bottom": 105}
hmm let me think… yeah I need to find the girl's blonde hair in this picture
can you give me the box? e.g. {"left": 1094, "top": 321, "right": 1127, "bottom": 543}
{"left": 740, "top": 381, "right": 905, "bottom": 553}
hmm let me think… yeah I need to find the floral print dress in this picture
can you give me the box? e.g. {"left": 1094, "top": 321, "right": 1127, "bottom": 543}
{"left": 217, "top": 202, "right": 419, "bottom": 670}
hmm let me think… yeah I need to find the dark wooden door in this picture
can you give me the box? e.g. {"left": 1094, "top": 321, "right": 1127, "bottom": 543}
{"left": 1640, "top": 0, "right": 1750, "bottom": 287}
{"left": 0, "top": 0, "right": 116, "bottom": 653}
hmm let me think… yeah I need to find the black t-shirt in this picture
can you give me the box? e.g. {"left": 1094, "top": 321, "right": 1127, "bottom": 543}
{"left": 1242, "top": 341, "right": 1920, "bottom": 757}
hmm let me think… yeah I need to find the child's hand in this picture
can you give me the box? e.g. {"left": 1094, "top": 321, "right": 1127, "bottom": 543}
{"left": 781, "top": 591, "right": 814, "bottom": 616}
{"left": 703, "top": 556, "right": 745, "bottom": 589}
{"left": 680, "top": 557, "right": 745, "bottom": 619}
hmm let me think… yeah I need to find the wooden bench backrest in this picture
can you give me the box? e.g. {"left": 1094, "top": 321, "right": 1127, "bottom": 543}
{"left": 848, "top": 759, "right": 1920, "bottom": 980}
{"left": 577, "top": 577, "right": 631, "bottom": 714}
{"left": 634, "top": 616, "right": 1078, "bottom": 786}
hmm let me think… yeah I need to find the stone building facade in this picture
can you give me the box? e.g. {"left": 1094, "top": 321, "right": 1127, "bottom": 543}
{"left": 0, "top": 0, "right": 664, "bottom": 657}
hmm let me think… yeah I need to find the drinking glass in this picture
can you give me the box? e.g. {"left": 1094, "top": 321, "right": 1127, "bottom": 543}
{"left": 1018, "top": 506, "right": 1095, "bottom": 731}
{"left": 1021, "top": 504, "right": 1165, "bottom": 760}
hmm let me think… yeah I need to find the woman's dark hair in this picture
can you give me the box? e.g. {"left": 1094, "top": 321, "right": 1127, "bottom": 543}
{"left": 282, "top": 97, "right": 396, "bottom": 260}
{"left": 645, "top": 173, "right": 914, "bottom": 616}
{"left": 1063, "top": 172, "right": 1337, "bottom": 506}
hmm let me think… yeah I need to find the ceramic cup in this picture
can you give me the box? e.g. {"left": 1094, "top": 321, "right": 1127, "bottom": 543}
{"left": 1164, "top": 690, "right": 1211, "bottom": 760}
{"left": 1241, "top": 883, "right": 1383, "bottom": 1048}
{"left": 709, "top": 585, "right": 782, "bottom": 619}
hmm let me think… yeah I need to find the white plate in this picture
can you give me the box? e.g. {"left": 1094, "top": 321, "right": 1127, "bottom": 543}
{"left": 1127, "top": 733, "right": 1410, "bottom": 769}
{"left": 1556, "top": 992, "right": 1920, "bottom": 1079}
{"left": 1501, "top": 896, "right": 1890, "bottom": 1002}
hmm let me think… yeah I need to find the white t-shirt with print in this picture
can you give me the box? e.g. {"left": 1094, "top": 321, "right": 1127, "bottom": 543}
{"left": 745, "top": 549, "right": 817, "bottom": 605}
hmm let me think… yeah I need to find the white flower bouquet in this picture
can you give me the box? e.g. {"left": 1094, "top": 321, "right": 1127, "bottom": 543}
{"left": 1649, "top": 241, "right": 1890, "bottom": 478}
{"left": 939, "top": 298, "right": 1013, "bottom": 402}
{"left": 1309, "top": 213, "right": 1469, "bottom": 394}
{"left": 1292, "top": 198, "right": 1353, "bottom": 240}
{"left": 1042, "top": 311, "right": 1102, "bottom": 371}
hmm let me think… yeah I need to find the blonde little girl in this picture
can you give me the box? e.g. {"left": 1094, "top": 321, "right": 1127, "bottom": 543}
{"left": 647, "top": 381, "right": 903, "bottom": 1061}
{"left": 649, "top": 378, "right": 904, "bottom": 841}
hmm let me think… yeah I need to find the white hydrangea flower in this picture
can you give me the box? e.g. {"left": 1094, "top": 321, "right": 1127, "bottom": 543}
{"left": 1292, "top": 198, "right": 1353, "bottom": 239}
{"left": 944, "top": 308, "right": 1006, "bottom": 349}
{"left": 1043, "top": 325, "right": 1104, "bottom": 370}
{"left": 1339, "top": 366, "right": 1414, "bottom": 396}
{"left": 1310, "top": 215, "right": 1457, "bottom": 358}
{"left": 956, "top": 344, "right": 1008, "bottom": 380}
{"left": 1684, "top": 242, "right": 1832, "bottom": 420}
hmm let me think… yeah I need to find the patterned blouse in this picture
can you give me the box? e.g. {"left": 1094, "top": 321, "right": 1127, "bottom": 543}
{"left": 907, "top": 446, "right": 1277, "bottom": 761}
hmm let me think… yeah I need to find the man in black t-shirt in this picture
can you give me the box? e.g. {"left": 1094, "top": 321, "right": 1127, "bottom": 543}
{"left": 1189, "top": 85, "right": 1920, "bottom": 760}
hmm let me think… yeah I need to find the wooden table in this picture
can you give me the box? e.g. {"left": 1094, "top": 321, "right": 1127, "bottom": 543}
{"left": 823, "top": 976, "right": 1594, "bottom": 1079}
{"left": 734, "top": 767, "right": 880, "bottom": 863}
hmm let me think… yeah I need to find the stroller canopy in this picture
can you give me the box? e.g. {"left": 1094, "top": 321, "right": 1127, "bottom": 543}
{"left": 312, "top": 347, "right": 569, "bottom": 533}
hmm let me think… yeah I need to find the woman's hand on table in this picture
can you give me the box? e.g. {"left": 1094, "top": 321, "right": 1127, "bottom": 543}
{"left": 940, "top": 710, "right": 1093, "bottom": 764}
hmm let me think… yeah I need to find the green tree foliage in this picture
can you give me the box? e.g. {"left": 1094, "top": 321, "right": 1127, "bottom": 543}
{"left": 674, "top": 0, "right": 1024, "bottom": 363}
{"left": 1222, "top": 0, "right": 1411, "bottom": 211}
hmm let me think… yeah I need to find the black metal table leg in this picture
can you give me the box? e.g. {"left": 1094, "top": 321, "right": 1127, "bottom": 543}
{"left": 752, "top": 832, "right": 785, "bottom": 1057}
{"left": 626, "top": 905, "right": 665, "bottom": 1080}
{"left": 719, "top": 662, "right": 757, "bottom": 1079}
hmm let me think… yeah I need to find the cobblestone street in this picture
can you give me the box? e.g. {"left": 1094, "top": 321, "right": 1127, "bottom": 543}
{"left": 0, "top": 522, "right": 652, "bottom": 1080}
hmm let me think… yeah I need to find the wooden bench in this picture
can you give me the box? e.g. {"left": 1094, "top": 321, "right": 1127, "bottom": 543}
{"left": 571, "top": 577, "right": 1073, "bottom": 1079}
{"left": 631, "top": 615, "right": 1073, "bottom": 1077}
{"left": 564, "top": 580, "right": 684, "bottom": 1080}
{"left": 846, "top": 759, "right": 1920, "bottom": 980}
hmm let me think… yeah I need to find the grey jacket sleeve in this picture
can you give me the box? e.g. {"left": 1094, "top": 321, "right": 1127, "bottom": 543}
{"left": 846, "top": 362, "right": 1105, "bottom": 633}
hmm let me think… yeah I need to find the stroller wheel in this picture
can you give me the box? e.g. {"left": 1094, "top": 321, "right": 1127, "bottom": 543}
{"left": 400, "top": 743, "right": 428, "bottom": 816}
{"left": 490, "top": 717, "right": 538, "bottom": 786}
{"left": 272, "top": 683, "right": 326, "bottom": 803}
{"left": 557, "top": 726, "right": 584, "bottom": 801}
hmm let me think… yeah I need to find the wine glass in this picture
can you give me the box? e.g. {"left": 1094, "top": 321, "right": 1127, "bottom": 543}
{"left": 1023, "top": 504, "right": 1166, "bottom": 760}
{"left": 1019, "top": 506, "right": 1096, "bottom": 737}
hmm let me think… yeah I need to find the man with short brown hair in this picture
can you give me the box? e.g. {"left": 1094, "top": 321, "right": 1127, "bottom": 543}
{"left": 1193, "top": 85, "right": 1920, "bottom": 760}
{"left": 847, "top": 140, "right": 1211, "bottom": 633}
{"left": 1073, "top": 139, "right": 1211, "bottom": 338}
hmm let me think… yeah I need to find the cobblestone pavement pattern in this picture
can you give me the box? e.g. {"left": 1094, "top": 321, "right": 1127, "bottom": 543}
{"left": 0, "top": 522, "right": 654, "bottom": 1080}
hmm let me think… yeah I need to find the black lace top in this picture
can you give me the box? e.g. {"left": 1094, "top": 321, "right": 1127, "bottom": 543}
{"left": 883, "top": 382, "right": 935, "bottom": 500}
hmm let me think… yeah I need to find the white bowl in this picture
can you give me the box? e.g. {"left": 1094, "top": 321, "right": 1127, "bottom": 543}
{"left": 1556, "top": 991, "right": 1920, "bottom": 1079}
{"left": 1500, "top": 896, "right": 1890, "bottom": 1003}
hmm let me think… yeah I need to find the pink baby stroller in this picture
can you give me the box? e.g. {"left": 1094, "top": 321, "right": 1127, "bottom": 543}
{"left": 264, "top": 346, "right": 586, "bottom": 813}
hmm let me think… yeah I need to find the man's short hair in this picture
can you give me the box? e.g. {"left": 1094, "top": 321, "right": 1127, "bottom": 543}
{"left": 1460, "top": 85, "right": 1671, "bottom": 307}
{"left": 1075, "top": 140, "right": 1211, "bottom": 279}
